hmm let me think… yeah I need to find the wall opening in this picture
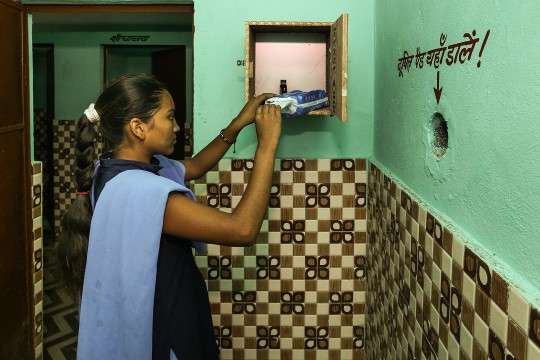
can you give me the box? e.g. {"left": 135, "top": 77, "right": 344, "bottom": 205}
{"left": 428, "top": 112, "right": 448, "bottom": 158}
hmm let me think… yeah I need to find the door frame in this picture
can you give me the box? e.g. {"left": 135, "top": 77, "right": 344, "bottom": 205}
{"left": 0, "top": 0, "right": 32, "bottom": 358}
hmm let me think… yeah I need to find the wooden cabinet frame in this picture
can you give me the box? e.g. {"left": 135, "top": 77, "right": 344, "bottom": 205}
{"left": 245, "top": 14, "right": 348, "bottom": 121}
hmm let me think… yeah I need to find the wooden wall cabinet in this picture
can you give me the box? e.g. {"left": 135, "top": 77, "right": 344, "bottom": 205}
{"left": 245, "top": 14, "right": 348, "bottom": 122}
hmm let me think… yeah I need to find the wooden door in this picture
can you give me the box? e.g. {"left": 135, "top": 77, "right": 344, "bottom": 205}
{"left": 329, "top": 14, "right": 348, "bottom": 122}
{"left": 0, "top": 0, "right": 34, "bottom": 359}
{"left": 152, "top": 47, "right": 186, "bottom": 160}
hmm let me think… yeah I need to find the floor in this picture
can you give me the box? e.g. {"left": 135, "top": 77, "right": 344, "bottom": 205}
{"left": 43, "top": 245, "right": 79, "bottom": 360}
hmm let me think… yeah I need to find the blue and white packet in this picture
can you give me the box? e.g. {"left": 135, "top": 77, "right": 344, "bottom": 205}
{"left": 265, "top": 89, "right": 328, "bottom": 116}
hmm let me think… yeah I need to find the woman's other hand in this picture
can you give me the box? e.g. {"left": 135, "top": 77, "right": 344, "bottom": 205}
{"left": 255, "top": 103, "right": 282, "bottom": 150}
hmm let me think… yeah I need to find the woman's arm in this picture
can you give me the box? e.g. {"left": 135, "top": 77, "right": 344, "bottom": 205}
{"left": 181, "top": 93, "right": 275, "bottom": 181}
{"left": 163, "top": 103, "right": 281, "bottom": 246}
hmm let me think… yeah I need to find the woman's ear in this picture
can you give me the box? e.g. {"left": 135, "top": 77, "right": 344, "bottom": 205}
{"left": 128, "top": 118, "right": 146, "bottom": 141}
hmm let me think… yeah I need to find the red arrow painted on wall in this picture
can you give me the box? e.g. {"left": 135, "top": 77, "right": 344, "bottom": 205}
{"left": 434, "top": 71, "right": 443, "bottom": 104}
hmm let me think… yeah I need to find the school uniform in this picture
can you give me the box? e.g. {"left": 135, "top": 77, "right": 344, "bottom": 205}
{"left": 77, "top": 154, "right": 219, "bottom": 360}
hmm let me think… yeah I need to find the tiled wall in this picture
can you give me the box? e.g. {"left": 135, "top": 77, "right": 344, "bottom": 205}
{"left": 52, "top": 120, "right": 367, "bottom": 359}
{"left": 191, "top": 158, "right": 367, "bottom": 360}
{"left": 31, "top": 162, "right": 44, "bottom": 360}
{"left": 366, "top": 163, "right": 540, "bottom": 360}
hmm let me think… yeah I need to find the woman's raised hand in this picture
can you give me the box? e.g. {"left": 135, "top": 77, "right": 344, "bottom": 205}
{"left": 233, "top": 93, "right": 276, "bottom": 129}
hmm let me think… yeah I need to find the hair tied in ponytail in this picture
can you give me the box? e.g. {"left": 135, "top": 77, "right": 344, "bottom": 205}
{"left": 84, "top": 103, "right": 100, "bottom": 123}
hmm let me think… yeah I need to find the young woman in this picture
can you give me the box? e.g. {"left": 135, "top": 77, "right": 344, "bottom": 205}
{"left": 57, "top": 75, "right": 282, "bottom": 360}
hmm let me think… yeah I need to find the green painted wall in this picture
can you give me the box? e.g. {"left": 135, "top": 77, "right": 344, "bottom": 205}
{"left": 192, "top": 0, "right": 374, "bottom": 159}
{"left": 374, "top": 0, "right": 540, "bottom": 305}
{"left": 32, "top": 31, "right": 193, "bottom": 122}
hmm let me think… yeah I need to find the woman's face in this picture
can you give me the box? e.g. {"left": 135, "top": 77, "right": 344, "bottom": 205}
{"left": 145, "top": 92, "right": 180, "bottom": 156}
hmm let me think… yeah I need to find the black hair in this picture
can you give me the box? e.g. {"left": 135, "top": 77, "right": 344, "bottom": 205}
{"left": 56, "top": 75, "right": 168, "bottom": 301}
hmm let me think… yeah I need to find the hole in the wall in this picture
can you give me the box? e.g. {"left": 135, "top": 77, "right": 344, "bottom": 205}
{"left": 428, "top": 112, "right": 448, "bottom": 158}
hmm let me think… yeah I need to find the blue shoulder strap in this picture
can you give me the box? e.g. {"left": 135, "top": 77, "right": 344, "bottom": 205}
{"left": 78, "top": 170, "right": 190, "bottom": 360}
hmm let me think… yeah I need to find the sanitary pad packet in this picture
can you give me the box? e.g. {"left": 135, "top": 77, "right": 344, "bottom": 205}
{"left": 265, "top": 89, "right": 328, "bottom": 116}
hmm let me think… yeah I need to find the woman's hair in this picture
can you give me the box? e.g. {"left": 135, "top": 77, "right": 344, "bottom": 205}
{"left": 56, "top": 75, "right": 168, "bottom": 301}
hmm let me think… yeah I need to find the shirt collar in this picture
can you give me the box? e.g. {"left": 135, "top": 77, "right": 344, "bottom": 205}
{"left": 98, "top": 152, "right": 163, "bottom": 175}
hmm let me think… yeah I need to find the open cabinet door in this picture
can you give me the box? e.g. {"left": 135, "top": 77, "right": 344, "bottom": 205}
{"left": 244, "top": 23, "right": 256, "bottom": 103}
{"left": 329, "top": 14, "right": 348, "bottom": 122}
{"left": 0, "top": 0, "right": 34, "bottom": 359}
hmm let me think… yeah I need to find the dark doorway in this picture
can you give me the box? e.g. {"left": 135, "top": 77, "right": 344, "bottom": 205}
{"left": 33, "top": 43, "right": 55, "bottom": 245}
{"left": 104, "top": 45, "right": 187, "bottom": 160}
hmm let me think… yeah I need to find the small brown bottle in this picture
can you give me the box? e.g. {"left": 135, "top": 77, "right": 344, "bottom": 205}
{"left": 280, "top": 80, "right": 287, "bottom": 94}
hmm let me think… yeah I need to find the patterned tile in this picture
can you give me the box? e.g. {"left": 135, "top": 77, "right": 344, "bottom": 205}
{"left": 366, "top": 162, "right": 540, "bottom": 360}
{"left": 32, "top": 162, "right": 44, "bottom": 360}
{"left": 52, "top": 120, "right": 105, "bottom": 237}
{"left": 193, "top": 158, "right": 367, "bottom": 359}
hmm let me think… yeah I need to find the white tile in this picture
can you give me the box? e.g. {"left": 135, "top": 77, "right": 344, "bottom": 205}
{"left": 230, "top": 171, "right": 244, "bottom": 184}
{"left": 206, "top": 171, "right": 219, "bottom": 183}
{"left": 430, "top": 303, "right": 440, "bottom": 327}
{"left": 245, "top": 350, "right": 257, "bottom": 359}
{"left": 527, "top": 339, "right": 540, "bottom": 360}
{"left": 269, "top": 350, "right": 281, "bottom": 360}
{"left": 437, "top": 340, "right": 448, "bottom": 360}
{"left": 400, "top": 208, "right": 407, "bottom": 225}
{"left": 292, "top": 280, "right": 305, "bottom": 291}
{"left": 317, "top": 281, "right": 329, "bottom": 291}
{"left": 305, "top": 171, "right": 318, "bottom": 183}
{"left": 355, "top": 219, "right": 367, "bottom": 231}
{"left": 442, "top": 251, "right": 453, "bottom": 279}
{"left": 411, "top": 220, "right": 419, "bottom": 241}
{"left": 342, "top": 183, "right": 356, "bottom": 195}
{"left": 292, "top": 208, "right": 305, "bottom": 220}
{"left": 280, "top": 171, "right": 293, "bottom": 183}
{"left": 218, "top": 160, "right": 231, "bottom": 171}
{"left": 193, "top": 183, "right": 207, "bottom": 195}
{"left": 404, "top": 232, "right": 411, "bottom": 252}
{"left": 425, "top": 233, "right": 434, "bottom": 257}
{"left": 292, "top": 183, "right": 305, "bottom": 195}
{"left": 318, "top": 208, "right": 330, "bottom": 220}
{"left": 462, "top": 271, "right": 476, "bottom": 305}
{"left": 508, "top": 286, "right": 530, "bottom": 332}
{"left": 268, "top": 231, "right": 281, "bottom": 243}
{"left": 419, "top": 206, "right": 427, "bottom": 229}
{"left": 431, "top": 265, "right": 441, "bottom": 292}
{"left": 423, "top": 276, "right": 433, "bottom": 302}
{"left": 281, "top": 268, "right": 293, "bottom": 278}
{"left": 304, "top": 220, "right": 318, "bottom": 232}
{"left": 474, "top": 313, "right": 489, "bottom": 352}
{"left": 330, "top": 171, "right": 343, "bottom": 183}
{"left": 390, "top": 197, "right": 397, "bottom": 214}
{"left": 415, "top": 322, "right": 423, "bottom": 346}
{"left": 448, "top": 330, "right": 460, "bottom": 360}
{"left": 451, "top": 235, "right": 465, "bottom": 268}
{"left": 317, "top": 232, "right": 328, "bottom": 244}
{"left": 355, "top": 171, "right": 367, "bottom": 183}
{"left": 460, "top": 326, "right": 473, "bottom": 358}
{"left": 330, "top": 196, "right": 343, "bottom": 208}
{"left": 355, "top": 243, "right": 367, "bottom": 256}
{"left": 280, "top": 195, "right": 293, "bottom": 208}
{"left": 342, "top": 207, "right": 355, "bottom": 218}
{"left": 317, "top": 159, "right": 330, "bottom": 171}
{"left": 490, "top": 301, "right": 508, "bottom": 343}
